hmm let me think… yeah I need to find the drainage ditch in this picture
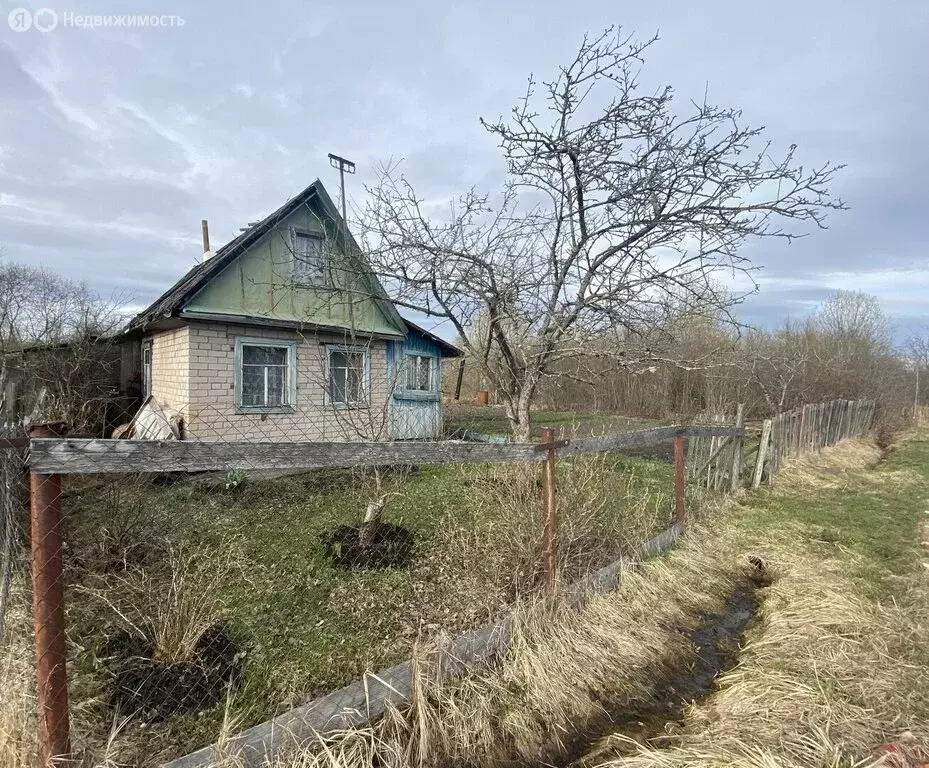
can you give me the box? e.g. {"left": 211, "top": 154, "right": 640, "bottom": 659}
{"left": 555, "top": 559, "right": 772, "bottom": 767}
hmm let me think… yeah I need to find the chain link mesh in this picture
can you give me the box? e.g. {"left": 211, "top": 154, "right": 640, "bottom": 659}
{"left": 5, "top": 388, "right": 744, "bottom": 766}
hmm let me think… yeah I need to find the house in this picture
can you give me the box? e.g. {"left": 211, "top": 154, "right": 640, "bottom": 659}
{"left": 121, "top": 179, "right": 460, "bottom": 441}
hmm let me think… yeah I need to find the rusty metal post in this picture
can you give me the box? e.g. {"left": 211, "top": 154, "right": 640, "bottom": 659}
{"left": 29, "top": 423, "right": 71, "bottom": 765}
{"left": 674, "top": 430, "right": 686, "bottom": 526}
{"left": 541, "top": 427, "right": 558, "bottom": 594}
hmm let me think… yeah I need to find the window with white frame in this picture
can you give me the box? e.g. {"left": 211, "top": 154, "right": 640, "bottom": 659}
{"left": 291, "top": 230, "right": 328, "bottom": 285}
{"left": 235, "top": 338, "right": 297, "bottom": 411}
{"left": 405, "top": 354, "right": 433, "bottom": 392}
{"left": 327, "top": 346, "right": 367, "bottom": 405}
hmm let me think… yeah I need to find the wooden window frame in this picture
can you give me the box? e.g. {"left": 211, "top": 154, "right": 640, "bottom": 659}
{"left": 234, "top": 336, "right": 298, "bottom": 414}
{"left": 141, "top": 340, "right": 152, "bottom": 398}
{"left": 289, "top": 228, "right": 329, "bottom": 286}
{"left": 324, "top": 344, "right": 370, "bottom": 408}
{"left": 395, "top": 352, "right": 440, "bottom": 402}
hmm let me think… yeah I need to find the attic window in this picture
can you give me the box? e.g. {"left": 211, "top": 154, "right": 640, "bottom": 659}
{"left": 291, "top": 230, "right": 328, "bottom": 285}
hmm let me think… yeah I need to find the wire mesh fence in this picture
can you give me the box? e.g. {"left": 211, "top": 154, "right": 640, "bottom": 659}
{"left": 7, "top": 410, "right": 757, "bottom": 767}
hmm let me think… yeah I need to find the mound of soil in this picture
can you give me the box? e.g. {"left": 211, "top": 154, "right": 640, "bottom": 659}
{"left": 107, "top": 623, "right": 243, "bottom": 722}
{"left": 322, "top": 523, "right": 415, "bottom": 569}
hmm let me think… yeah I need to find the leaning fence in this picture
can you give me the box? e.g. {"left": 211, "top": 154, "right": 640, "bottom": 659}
{"left": 0, "top": 403, "right": 870, "bottom": 767}
{"left": 686, "top": 404, "right": 746, "bottom": 492}
{"left": 752, "top": 399, "right": 876, "bottom": 487}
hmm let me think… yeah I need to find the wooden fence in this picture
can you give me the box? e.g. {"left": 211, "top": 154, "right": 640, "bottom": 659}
{"left": 752, "top": 399, "right": 876, "bottom": 488}
{"left": 686, "top": 404, "right": 745, "bottom": 492}
{"left": 27, "top": 424, "right": 744, "bottom": 475}
{"left": 21, "top": 421, "right": 746, "bottom": 766}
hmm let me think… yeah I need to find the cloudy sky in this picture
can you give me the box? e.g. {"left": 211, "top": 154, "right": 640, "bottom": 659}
{"left": 1, "top": 0, "right": 926, "bottom": 340}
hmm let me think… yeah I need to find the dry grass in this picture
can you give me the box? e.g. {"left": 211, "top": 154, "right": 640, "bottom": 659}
{"left": 209, "top": 520, "right": 750, "bottom": 768}
{"left": 455, "top": 453, "right": 668, "bottom": 595}
{"left": 0, "top": 597, "right": 35, "bottom": 768}
{"left": 588, "top": 552, "right": 929, "bottom": 767}
{"left": 78, "top": 542, "right": 239, "bottom": 663}
{"left": 586, "top": 437, "right": 929, "bottom": 768}
{"left": 775, "top": 437, "right": 883, "bottom": 489}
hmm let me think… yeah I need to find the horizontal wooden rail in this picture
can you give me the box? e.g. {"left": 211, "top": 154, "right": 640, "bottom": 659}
{"left": 27, "top": 439, "right": 540, "bottom": 475}
{"left": 562, "top": 425, "right": 743, "bottom": 457}
{"left": 27, "top": 425, "right": 746, "bottom": 475}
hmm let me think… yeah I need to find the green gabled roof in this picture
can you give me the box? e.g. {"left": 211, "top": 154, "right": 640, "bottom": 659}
{"left": 125, "top": 179, "right": 406, "bottom": 335}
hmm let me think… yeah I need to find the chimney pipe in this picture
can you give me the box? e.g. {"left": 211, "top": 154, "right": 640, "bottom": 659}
{"left": 201, "top": 219, "right": 211, "bottom": 260}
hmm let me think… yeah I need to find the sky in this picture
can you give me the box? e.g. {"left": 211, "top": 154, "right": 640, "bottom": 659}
{"left": 1, "top": 0, "right": 927, "bottom": 341}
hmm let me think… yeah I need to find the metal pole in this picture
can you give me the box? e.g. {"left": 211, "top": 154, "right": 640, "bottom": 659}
{"left": 541, "top": 427, "right": 558, "bottom": 594}
{"left": 674, "top": 430, "right": 686, "bottom": 525}
{"left": 28, "top": 423, "right": 70, "bottom": 765}
{"left": 338, "top": 164, "right": 348, "bottom": 235}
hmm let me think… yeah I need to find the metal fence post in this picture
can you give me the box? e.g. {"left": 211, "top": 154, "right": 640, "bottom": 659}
{"left": 540, "top": 427, "right": 558, "bottom": 594}
{"left": 674, "top": 430, "right": 686, "bottom": 525}
{"left": 28, "top": 423, "right": 71, "bottom": 765}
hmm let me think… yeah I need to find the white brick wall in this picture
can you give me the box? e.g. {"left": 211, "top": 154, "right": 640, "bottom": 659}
{"left": 182, "top": 321, "right": 394, "bottom": 441}
{"left": 147, "top": 326, "right": 190, "bottom": 423}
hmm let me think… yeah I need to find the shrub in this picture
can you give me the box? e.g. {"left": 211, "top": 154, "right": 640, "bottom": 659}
{"left": 224, "top": 469, "right": 248, "bottom": 492}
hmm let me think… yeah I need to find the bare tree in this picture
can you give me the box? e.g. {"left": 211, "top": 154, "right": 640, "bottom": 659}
{"left": 815, "top": 290, "right": 894, "bottom": 351}
{"left": 904, "top": 329, "right": 929, "bottom": 420}
{"left": 0, "top": 254, "right": 128, "bottom": 431}
{"left": 360, "top": 28, "right": 844, "bottom": 439}
{"left": 0, "top": 256, "right": 125, "bottom": 350}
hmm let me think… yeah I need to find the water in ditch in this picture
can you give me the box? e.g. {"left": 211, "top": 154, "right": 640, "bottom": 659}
{"left": 554, "top": 564, "right": 770, "bottom": 767}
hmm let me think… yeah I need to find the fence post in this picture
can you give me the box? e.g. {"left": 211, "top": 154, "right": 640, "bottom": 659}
{"left": 28, "top": 423, "right": 71, "bottom": 766}
{"left": 730, "top": 404, "right": 745, "bottom": 493}
{"left": 753, "top": 419, "right": 772, "bottom": 489}
{"left": 674, "top": 430, "right": 686, "bottom": 525}
{"left": 540, "top": 427, "right": 558, "bottom": 595}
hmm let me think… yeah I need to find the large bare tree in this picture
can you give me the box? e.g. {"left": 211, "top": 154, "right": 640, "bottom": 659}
{"left": 361, "top": 29, "right": 845, "bottom": 439}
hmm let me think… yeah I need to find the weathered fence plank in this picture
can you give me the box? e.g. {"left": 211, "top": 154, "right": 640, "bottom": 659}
{"left": 28, "top": 438, "right": 542, "bottom": 474}
{"left": 752, "top": 419, "right": 772, "bottom": 489}
{"left": 730, "top": 404, "right": 745, "bottom": 493}
{"left": 29, "top": 426, "right": 748, "bottom": 475}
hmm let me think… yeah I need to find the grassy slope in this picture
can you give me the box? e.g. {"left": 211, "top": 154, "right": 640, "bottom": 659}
{"left": 734, "top": 435, "right": 927, "bottom": 599}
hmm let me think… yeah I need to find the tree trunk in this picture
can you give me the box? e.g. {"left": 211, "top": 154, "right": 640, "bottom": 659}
{"left": 359, "top": 497, "right": 386, "bottom": 549}
{"left": 504, "top": 392, "right": 534, "bottom": 442}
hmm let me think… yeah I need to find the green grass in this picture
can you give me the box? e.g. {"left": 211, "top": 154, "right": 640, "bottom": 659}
{"left": 444, "top": 403, "right": 661, "bottom": 440}
{"left": 732, "top": 434, "right": 928, "bottom": 600}
{"left": 60, "top": 446, "right": 675, "bottom": 764}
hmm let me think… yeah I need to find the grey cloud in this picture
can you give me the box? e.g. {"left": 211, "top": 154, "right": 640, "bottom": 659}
{"left": 0, "top": 0, "right": 926, "bottom": 334}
